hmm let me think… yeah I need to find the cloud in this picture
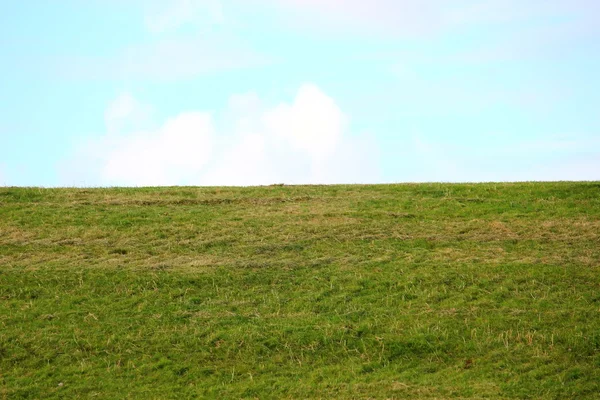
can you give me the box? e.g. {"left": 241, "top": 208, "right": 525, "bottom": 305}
{"left": 528, "top": 156, "right": 600, "bottom": 182}
{"left": 249, "top": 0, "right": 599, "bottom": 38}
{"left": 101, "top": 112, "right": 215, "bottom": 186}
{"left": 204, "top": 86, "right": 379, "bottom": 185}
{"left": 207, "top": 85, "right": 379, "bottom": 185}
{"left": 61, "top": 85, "right": 380, "bottom": 186}
{"left": 390, "top": 133, "right": 600, "bottom": 183}
{"left": 57, "top": 34, "right": 271, "bottom": 81}
{"left": 144, "top": 0, "right": 223, "bottom": 33}
{"left": 251, "top": 0, "right": 452, "bottom": 37}
{"left": 120, "top": 36, "right": 269, "bottom": 80}
{"left": 53, "top": 1, "right": 270, "bottom": 81}
{"left": 60, "top": 91, "right": 214, "bottom": 186}
{"left": 263, "top": 84, "right": 346, "bottom": 160}
{"left": 104, "top": 93, "right": 154, "bottom": 135}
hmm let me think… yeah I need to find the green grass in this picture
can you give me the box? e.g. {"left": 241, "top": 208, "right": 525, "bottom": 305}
{"left": 1, "top": 182, "right": 599, "bottom": 399}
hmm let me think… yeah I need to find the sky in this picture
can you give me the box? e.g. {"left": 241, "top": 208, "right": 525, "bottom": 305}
{"left": 1, "top": 0, "right": 599, "bottom": 186}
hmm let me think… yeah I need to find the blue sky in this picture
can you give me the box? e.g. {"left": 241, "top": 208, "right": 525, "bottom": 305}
{"left": 1, "top": 0, "right": 599, "bottom": 186}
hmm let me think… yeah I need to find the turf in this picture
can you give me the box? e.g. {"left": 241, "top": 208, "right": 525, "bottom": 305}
{"left": 1, "top": 182, "right": 599, "bottom": 399}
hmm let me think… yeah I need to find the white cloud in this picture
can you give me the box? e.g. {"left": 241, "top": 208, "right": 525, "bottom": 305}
{"left": 251, "top": 0, "right": 451, "bottom": 37}
{"left": 202, "top": 86, "right": 378, "bottom": 186}
{"left": 144, "top": 0, "right": 223, "bottom": 33}
{"left": 101, "top": 112, "right": 214, "bottom": 186}
{"left": 61, "top": 85, "right": 380, "bottom": 187}
{"left": 248, "top": 0, "right": 599, "bottom": 39}
{"left": 528, "top": 156, "right": 600, "bottom": 182}
{"left": 60, "top": 91, "right": 214, "bottom": 186}
{"left": 121, "top": 36, "right": 268, "bottom": 80}
{"left": 104, "top": 92, "right": 154, "bottom": 135}
{"left": 58, "top": 34, "right": 271, "bottom": 81}
{"left": 201, "top": 133, "right": 277, "bottom": 186}
{"left": 105, "top": 93, "right": 138, "bottom": 127}
{"left": 54, "top": 1, "right": 271, "bottom": 82}
{"left": 205, "top": 84, "right": 379, "bottom": 185}
{"left": 263, "top": 84, "right": 346, "bottom": 160}
{"left": 388, "top": 132, "right": 600, "bottom": 183}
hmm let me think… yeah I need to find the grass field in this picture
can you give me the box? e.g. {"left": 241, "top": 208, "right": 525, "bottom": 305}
{"left": 1, "top": 182, "right": 599, "bottom": 398}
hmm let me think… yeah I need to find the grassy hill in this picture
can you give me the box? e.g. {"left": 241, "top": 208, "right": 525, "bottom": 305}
{"left": 1, "top": 182, "right": 599, "bottom": 398}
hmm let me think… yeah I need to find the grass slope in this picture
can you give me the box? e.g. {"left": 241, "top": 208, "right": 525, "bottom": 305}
{"left": 1, "top": 182, "right": 599, "bottom": 399}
